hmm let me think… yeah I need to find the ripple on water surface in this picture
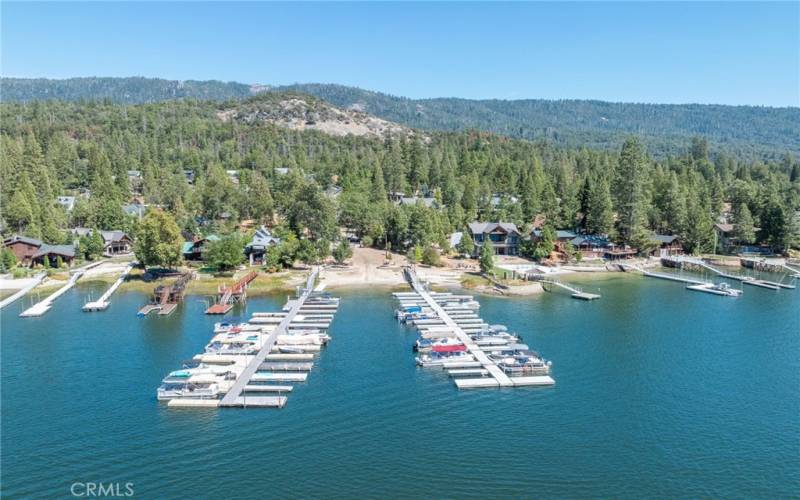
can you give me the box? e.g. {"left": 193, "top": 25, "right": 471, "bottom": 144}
{"left": 1, "top": 279, "right": 798, "bottom": 498}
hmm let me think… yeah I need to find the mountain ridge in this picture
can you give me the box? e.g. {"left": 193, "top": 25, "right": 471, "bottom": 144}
{"left": 2, "top": 76, "right": 798, "bottom": 158}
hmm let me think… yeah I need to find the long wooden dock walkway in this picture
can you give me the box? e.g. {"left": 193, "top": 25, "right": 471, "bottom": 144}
{"left": 219, "top": 268, "right": 319, "bottom": 407}
{"left": 402, "top": 267, "right": 554, "bottom": 389}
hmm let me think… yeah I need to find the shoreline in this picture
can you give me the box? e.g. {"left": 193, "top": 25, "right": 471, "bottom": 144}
{"left": 1, "top": 250, "right": 644, "bottom": 301}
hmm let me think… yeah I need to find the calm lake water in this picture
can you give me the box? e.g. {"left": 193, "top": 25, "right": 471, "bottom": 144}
{"left": 1, "top": 273, "right": 798, "bottom": 498}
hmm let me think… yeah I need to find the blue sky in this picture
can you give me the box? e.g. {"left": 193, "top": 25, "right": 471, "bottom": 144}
{"left": 2, "top": 2, "right": 798, "bottom": 106}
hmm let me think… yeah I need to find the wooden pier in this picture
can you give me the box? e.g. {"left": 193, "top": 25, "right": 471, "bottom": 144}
{"left": 205, "top": 270, "right": 258, "bottom": 314}
{"left": 138, "top": 272, "right": 193, "bottom": 316}
{"left": 399, "top": 267, "right": 555, "bottom": 390}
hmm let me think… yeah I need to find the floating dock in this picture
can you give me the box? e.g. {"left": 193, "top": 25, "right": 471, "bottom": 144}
{"left": 397, "top": 267, "right": 555, "bottom": 390}
{"left": 664, "top": 256, "right": 795, "bottom": 290}
{"left": 159, "top": 267, "right": 339, "bottom": 409}
{"left": 20, "top": 270, "right": 85, "bottom": 317}
{"left": 82, "top": 263, "right": 134, "bottom": 311}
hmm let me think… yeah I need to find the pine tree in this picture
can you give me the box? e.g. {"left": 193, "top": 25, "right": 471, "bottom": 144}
{"left": 457, "top": 231, "right": 475, "bottom": 257}
{"left": 5, "top": 190, "right": 36, "bottom": 234}
{"left": 370, "top": 162, "right": 387, "bottom": 203}
{"left": 461, "top": 171, "right": 480, "bottom": 215}
{"left": 759, "top": 197, "right": 789, "bottom": 252}
{"left": 585, "top": 176, "right": 614, "bottom": 235}
{"left": 241, "top": 171, "right": 273, "bottom": 222}
{"left": 733, "top": 203, "right": 756, "bottom": 244}
{"left": 663, "top": 174, "right": 687, "bottom": 235}
{"left": 682, "top": 191, "right": 714, "bottom": 254}
{"left": 614, "top": 138, "right": 650, "bottom": 244}
{"left": 533, "top": 226, "right": 556, "bottom": 261}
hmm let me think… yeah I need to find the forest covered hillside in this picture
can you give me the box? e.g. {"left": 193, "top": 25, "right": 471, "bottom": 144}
{"left": 1, "top": 96, "right": 798, "bottom": 264}
{"left": 3, "top": 77, "right": 798, "bottom": 159}
{"left": 1, "top": 77, "right": 259, "bottom": 104}
{"left": 274, "top": 83, "right": 800, "bottom": 159}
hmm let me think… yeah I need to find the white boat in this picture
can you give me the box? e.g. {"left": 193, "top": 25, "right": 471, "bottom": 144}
{"left": 415, "top": 351, "right": 474, "bottom": 367}
{"left": 414, "top": 336, "right": 465, "bottom": 352}
{"left": 445, "top": 300, "right": 480, "bottom": 309}
{"left": 472, "top": 332, "right": 521, "bottom": 345}
{"left": 419, "top": 329, "right": 459, "bottom": 340}
{"left": 162, "top": 364, "right": 234, "bottom": 382}
{"left": 205, "top": 341, "right": 260, "bottom": 355}
{"left": 686, "top": 282, "right": 743, "bottom": 297}
{"left": 488, "top": 350, "right": 552, "bottom": 375}
{"left": 213, "top": 322, "right": 264, "bottom": 334}
{"left": 276, "top": 333, "right": 330, "bottom": 345}
{"left": 157, "top": 381, "right": 220, "bottom": 400}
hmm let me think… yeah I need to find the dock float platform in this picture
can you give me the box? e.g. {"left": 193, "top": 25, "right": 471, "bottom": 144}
{"left": 82, "top": 263, "right": 134, "bottom": 311}
{"left": 398, "top": 267, "right": 554, "bottom": 390}
{"left": 20, "top": 270, "right": 85, "bottom": 317}
{"left": 663, "top": 256, "right": 796, "bottom": 290}
{"left": 229, "top": 396, "right": 288, "bottom": 408}
{"left": 159, "top": 267, "right": 339, "bottom": 409}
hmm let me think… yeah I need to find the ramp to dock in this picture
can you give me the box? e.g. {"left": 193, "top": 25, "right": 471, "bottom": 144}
{"left": 206, "top": 271, "right": 258, "bottom": 314}
{"left": 664, "top": 256, "right": 795, "bottom": 289}
{"left": 0, "top": 272, "right": 45, "bottom": 310}
{"left": 20, "top": 270, "right": 85, "bottom": 317}
{"left": 621, "top": 263, "right": 708, "bottom": 286}
{"left": 83, "top": 263, "right": 134, "bottom": 311}
{"left": 219, "top": 268, "right": 319, "bottom": 407}
{"left": 539, "top": 279, "right": 601, "bottom": 300}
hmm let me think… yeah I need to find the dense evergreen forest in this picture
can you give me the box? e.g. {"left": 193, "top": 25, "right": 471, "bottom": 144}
{"left": 0, "top": 94, "right": 798, "bottom": 267}
{"left": 3, "top": 77, "right": 799, "bottom": 160}
{"left": 1, "top": 77, "right": 255, "bottom": 104}
{"left": 275, "top": 84, "right": 800, "bottom": 160}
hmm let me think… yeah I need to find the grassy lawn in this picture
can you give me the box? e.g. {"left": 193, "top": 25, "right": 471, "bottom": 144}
{"left": 460, "top": 273, "right": 492, "bottom": 289}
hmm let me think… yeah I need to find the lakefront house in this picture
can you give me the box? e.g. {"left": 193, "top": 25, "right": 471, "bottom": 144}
{"left": 468, "top": 222, "right": 521, "bottom": 257}
{"left": 244, "top": 226, "right": 282, "bottom": 265}
{"left": 3, "top": 235, "right": 76, "bottom": 267}
{"left": 71, "top": 228, "right": 134, "bottom": 256}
